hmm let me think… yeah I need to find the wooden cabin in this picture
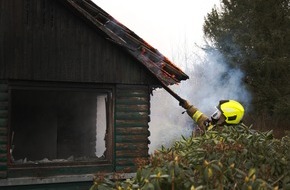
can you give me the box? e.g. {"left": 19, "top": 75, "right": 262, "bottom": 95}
{"left": 0, "top": 0, "right": 188, "bottom": 189}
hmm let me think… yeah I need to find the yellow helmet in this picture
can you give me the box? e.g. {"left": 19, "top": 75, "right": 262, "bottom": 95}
{"left": 217, "top": 100, "right": 244, "bottom": 124}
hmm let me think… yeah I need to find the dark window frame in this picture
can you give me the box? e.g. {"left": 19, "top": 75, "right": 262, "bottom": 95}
{"left": 7, "top": 81, "right": 115, "bottom": 177}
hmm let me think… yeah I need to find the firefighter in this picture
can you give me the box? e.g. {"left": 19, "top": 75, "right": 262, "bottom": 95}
{"left": 180, "top": 99, "right": 245, "bottom": 131}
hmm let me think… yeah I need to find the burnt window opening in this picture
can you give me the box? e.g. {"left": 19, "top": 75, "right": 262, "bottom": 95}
{"left": 9, "top": 87, "right": 112, "bottom": 165}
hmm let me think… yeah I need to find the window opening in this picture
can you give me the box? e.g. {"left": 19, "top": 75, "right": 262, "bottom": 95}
{"left": 95, "top": 95, "right": 107, "bottom": 158}
{"left": 10, "top": 88, "right": 110, "bottom": 164}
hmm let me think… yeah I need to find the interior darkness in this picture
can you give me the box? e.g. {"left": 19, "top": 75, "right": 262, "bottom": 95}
{"left": 10, "top": 89, "right": 103, "bottom": 162}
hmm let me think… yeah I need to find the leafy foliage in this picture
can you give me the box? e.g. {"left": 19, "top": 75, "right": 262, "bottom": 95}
{"left": 203, "top": 0, "right": 290, "bottom": 117}
{"left": 90, "top": 125, "right": 290, "bottom": 189}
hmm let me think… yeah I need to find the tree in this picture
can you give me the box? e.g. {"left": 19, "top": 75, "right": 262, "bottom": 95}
{"left": 203, "top": 0, "right": 290, "bottom": 119}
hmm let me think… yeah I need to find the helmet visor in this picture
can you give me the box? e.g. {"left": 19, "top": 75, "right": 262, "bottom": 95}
{"left": 211, "top": 109, "right": 221, "bottom": 121}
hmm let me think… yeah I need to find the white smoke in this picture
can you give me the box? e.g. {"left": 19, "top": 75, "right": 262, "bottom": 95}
{"left": 148, "top": 48, "right": 251, "bottom": 153}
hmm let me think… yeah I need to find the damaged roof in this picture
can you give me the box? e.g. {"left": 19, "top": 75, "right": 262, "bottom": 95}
{"left": 60, "top": 0, "right": 189, "bottom": 86}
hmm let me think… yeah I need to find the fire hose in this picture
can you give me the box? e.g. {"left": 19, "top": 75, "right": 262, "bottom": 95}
{"left": 160, "top": 82, "right": 186, "bottom": 104}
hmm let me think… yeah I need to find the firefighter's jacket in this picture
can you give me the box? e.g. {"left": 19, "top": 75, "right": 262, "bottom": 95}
{"left": 186, "top": 105, "right": 213, "bottom": 131}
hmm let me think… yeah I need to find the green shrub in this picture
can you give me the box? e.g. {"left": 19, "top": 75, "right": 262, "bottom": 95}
{"left": 90, "top": 124, "right": 290, "bottom": 190}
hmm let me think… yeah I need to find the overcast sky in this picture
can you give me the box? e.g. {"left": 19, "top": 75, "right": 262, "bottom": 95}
{"left": 91, "top": 0, "right": 219, "bottom": 67}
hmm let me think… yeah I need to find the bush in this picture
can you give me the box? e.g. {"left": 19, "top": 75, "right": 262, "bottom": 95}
{"left": 90, "top": 124, "right": 290, "bottom": 190}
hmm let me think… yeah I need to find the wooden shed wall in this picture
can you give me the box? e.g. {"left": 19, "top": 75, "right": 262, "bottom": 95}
{"left": 0, "top": 81, "right": 8, "bottom": 178}
{"left": 0, "top": 0, "right": 156, "bottom": 186}
{"left": 0, "top": 0, "right": 160, "bottom": 85}
{"left": 115, "top": 85, "right": 151, "bottom": 172}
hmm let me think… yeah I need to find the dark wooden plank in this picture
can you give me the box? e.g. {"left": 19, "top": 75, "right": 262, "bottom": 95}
{"left": 0, "top": 127, "right": 7, "bottom": 135}
{"left": 0, "top": 118, "right": 7, "bottom": 126}
{"left": 115, "top": 127, "right": 150, "bottom": 135}
{"left": 115, "top": 158, "right": 136, "bottom": 166}
{"left": 116, "top": 149, "right": 149, "bottom": 158}
{"left": 115, "top": 135, "right": 149, "bottom": 143}
{"left": 115, "top": 119, "right": 149, "bottom": 127}
{"left": 0, "top": 154, "right": 7, "bottom": 162}
{"left": 115, "top": 112, "right": 149, "bottom": 120}
{"left": 0, "top": 162, "right": 7, "bottom": 171}
{"left": 116, "top": 142, "right": 148, "bottom": 149}
{"left": 0, "top": 93, "right": 8, "bottom": 101}
{"left": 0, "top": 110, "right": 8, "bottom": 118}
{"left": 0, "top": 181, "right": 93, "bottom": 190}
{"left": 116, "top": 89, "right": 149, "bottom": 97}
{"left": 116, "top": 104, "right": 149, "bottom": 112}
{"left": 0, "top": 81, "right": 7, "bottom": 178}
{"left": 0, "top": 144, "right": 6, "bottom": 154}
{"left": 116, "top": 96, "right": 149, "bottom": 105}
{"left": 8, "top": 164, "right": 113, "bottom": 178}
{"left": 0, "top": 135, "right": 7, "bottom": 144}
{"left": 0, "top": 102, "right": 8, "bottom": 110}
{"left": 0, "top": 84, "right": 8, "bottom": 92}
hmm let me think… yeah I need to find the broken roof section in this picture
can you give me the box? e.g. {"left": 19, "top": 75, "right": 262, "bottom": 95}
{"left": 61, "top": 0, "right": 189, "bottom": 86}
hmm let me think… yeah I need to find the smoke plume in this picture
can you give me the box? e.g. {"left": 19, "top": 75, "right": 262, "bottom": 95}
{"left": 148, "top": 48, "right": 251, "bottom": 153}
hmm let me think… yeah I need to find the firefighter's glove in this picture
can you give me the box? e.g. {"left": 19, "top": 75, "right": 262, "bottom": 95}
{"left": 197, "top": 116, "right": 211, "bottom": 131}
{"left": 187, "top": 106, "right": 210, "bottom": 131}
{"left": 179, "top": 100, "right": 192, "bottom": 110}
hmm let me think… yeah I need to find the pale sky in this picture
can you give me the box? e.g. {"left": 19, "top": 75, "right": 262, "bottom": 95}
{"left": 92, "top": 0, "right": 219, "bottom": 67}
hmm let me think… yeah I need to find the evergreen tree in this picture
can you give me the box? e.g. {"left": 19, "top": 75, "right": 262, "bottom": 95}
{"left": 203, "top": 0, "right": 290, "bottom": 119}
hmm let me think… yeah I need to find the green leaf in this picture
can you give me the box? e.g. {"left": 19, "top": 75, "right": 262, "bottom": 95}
{"left": 211, "top": 163, "right": 222, "bottom": 173}
{"left": 248, "top": 168, "right": 256, "bottom": 178}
